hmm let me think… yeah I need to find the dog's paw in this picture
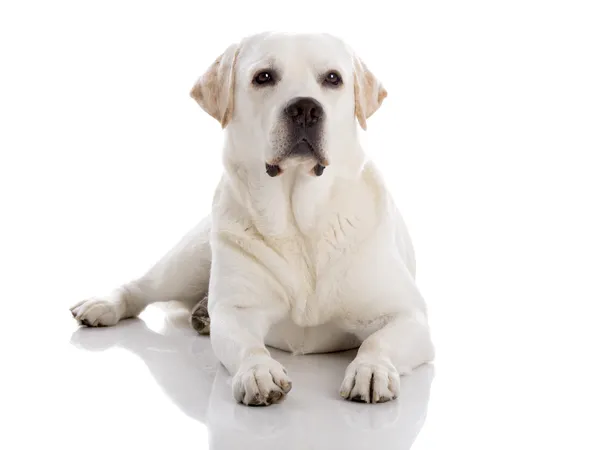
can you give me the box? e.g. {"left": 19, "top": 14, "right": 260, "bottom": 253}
{"left": 70, "top": 297, "right": 123, "bottom": 327}
{"left": 340, "top": 357, "right": 401, "bottom": 404}
{"left": 233, "top": 357, "right": 292, "bottom": 406}
{"left": 190, "top": 296, "right": 210, "bottom": 335}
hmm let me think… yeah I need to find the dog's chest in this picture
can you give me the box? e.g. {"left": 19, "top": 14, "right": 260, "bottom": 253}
{"left": 267, "top": 220, "right": 359, "bottom": 327}
{"left": 239, "top": 166, "right": 383, "bottom": 327}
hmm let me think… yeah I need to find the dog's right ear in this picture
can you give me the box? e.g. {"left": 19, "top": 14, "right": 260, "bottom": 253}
{"left": 190, "top": 43, "right": 240, "bottom": 128}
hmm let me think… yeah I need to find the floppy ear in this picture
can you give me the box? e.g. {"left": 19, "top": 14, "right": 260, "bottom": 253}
{"left": 190, "top": 43, "right": 240, "bottom": 128}
{"left": 353, "top": 56, "right": 387, "bottom": 130}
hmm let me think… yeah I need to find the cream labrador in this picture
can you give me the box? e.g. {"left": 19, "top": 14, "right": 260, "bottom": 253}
{"left": 70, "top": 32, "right": 435, "bottom": 406}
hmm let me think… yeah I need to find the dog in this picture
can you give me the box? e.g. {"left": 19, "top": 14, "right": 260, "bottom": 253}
{"left": 70, "top": 32, "right": 435, "bottom": 406}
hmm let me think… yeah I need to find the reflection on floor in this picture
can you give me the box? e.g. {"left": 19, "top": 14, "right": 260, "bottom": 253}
{"left": 70, "top": 306, "right": 433, "bottom": 449}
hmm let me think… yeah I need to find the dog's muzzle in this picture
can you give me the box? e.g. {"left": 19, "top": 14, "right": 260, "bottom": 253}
{"left": 266, "top": 97, "right": 328, "bottom": 177}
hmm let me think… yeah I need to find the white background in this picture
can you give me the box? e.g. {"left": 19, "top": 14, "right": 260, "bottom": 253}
{"left": 1, "top": 1, "right": 599, "bottom": 449}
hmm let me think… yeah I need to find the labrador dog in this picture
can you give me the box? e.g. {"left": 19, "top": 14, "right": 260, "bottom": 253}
{"left": 70, "top": 32, "right": 435, "bottom": 406}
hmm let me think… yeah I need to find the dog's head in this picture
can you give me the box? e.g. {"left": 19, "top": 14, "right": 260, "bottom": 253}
{"left": 191, "top": 32, "right": 386, "bottom": 177}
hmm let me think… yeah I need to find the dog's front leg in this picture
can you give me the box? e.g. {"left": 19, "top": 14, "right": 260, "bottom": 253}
{"left": 211, "top": 304, "right": 292, "bottom": 406}
{"left": 340, "top": 313, "right": 435, "bottom": 404}
{"left": 208, "top": 243, "right": 292, "bottom": 406}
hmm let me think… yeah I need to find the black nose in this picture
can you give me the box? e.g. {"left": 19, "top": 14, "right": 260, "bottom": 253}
{"left": 284, "top": 97, "right": 323, "bottom": 127}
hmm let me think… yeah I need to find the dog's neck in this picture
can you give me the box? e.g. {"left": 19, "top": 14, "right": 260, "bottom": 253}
{"left": 221, "top": 142, "right": 371, "bottom": 239}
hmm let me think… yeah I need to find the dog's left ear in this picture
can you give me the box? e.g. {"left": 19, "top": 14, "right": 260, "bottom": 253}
{"left": 353, "top": 56, "right": 387, "bottom": 130}
{"left": 190, "top": 43, "right": 240, "bottom": 128}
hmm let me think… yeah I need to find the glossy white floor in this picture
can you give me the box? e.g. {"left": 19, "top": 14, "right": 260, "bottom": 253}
{"left": 65, "top": 306, "right": 435, "bottom": 450}
{"left": 8, "top": 292, "right": 597, "bottom": 450}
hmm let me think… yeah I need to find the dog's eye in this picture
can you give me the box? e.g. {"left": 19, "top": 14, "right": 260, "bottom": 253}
{"left": 323, "top": 71, "right": 342, "bottom": 87}
{"left": 253, "top": 71, "right": 275, "bottom": 86}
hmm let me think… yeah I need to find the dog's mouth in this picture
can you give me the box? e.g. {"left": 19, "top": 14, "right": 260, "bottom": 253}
{"left": 294, "top": 137, "right": 315, "bottom": 154}
{"left": 266, "top": 138, "right": 328, "bottom": 178}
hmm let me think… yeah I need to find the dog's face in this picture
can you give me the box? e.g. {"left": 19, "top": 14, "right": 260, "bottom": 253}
{"left": 191, "top": 33, "right": 386, "bottom": 177}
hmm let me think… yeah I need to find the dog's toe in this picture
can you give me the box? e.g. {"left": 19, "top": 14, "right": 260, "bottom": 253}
{"left": 70, "top": 298, "right": 121, "bottom": 327}
{"left": 233, "top": 358, "right": 291, "bottom": 406}
{"left": 341, "top": 358, "right": 400, "bottom": 404}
